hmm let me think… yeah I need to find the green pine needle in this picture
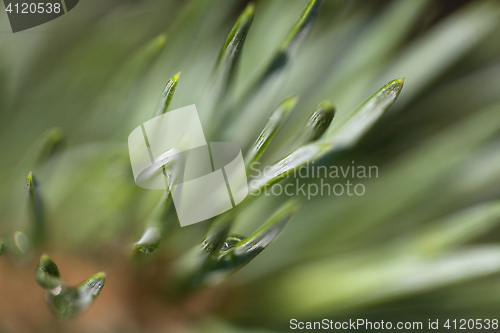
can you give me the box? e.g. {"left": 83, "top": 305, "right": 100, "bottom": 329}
{"left": 326, "top": 78, "right": 404, "bottom": 146}
{"left": 415, "top": 200, "right": 500, "bottom": 254}
{"left": 216, "top": 3, "right": 255, "bottom": 69}
{"left": 35, "top": 254, "right": 61, "bottom": 290}
{"left": 133, "top": 193, "right": 174, "bottom": 254}
{"left": 245, "top": 96, "right": 298, "bottom": 169}
{"left": 259, "top": 0, "right": 322, "bottom": 83}
{"left": 47, "top": 272, "right": 106, "bottom": 319}
{"left": 35, "top": 128, "right": 65, "bottom": 166}
{"left": 26, "top": 172, "right": 45, "bottom": 248}
{"left": 155, "top": 71, "right": 181, "bottom": 116}
{"left": 232, "top": 199, "right": 298, "bottom": 262}
{"left": 206, "top": 3, "right": 255, "bottom": 133}
{"left": 293, "top": 100, "right": 335, "bottom": 147}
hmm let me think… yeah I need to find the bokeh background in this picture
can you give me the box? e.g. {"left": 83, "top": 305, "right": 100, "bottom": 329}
{"left": 1, "top": 0, "right": 500, "bottom": 332}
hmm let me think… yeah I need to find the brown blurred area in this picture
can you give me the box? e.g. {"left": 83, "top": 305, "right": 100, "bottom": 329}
{"left": 0, "top": 250, "right": 227, "bottom": 333}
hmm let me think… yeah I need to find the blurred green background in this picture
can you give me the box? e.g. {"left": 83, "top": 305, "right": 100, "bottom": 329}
{"left": 1, "top": 0, "right": 500, "bottom": 332}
